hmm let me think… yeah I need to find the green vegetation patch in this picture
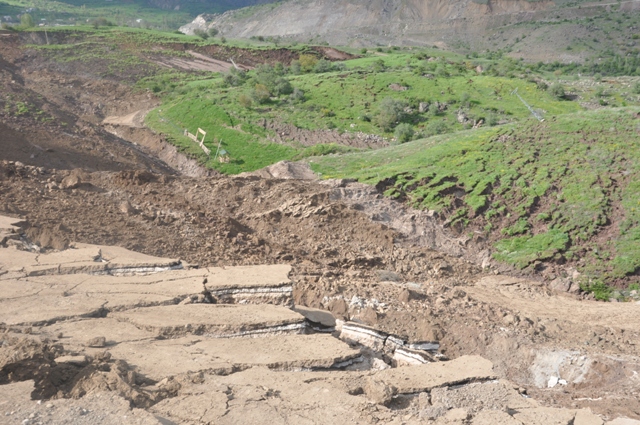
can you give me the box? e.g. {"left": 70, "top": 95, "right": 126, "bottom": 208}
{"left": 494, "top": 230, "right": 569, "bottom": 269}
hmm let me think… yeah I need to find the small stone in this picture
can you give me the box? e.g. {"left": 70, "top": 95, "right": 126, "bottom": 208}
{"left": 45, "top": 404, "right": 53, "bottom": 409}
{"left": 548, "top": 376, "right": 559, "bottom": 388}
{"left": 55, "top": 355, "right": 88, "bottom": 367}
{"left": 86, "top": 336, "right": 106, "bottom": 348}
{"left": 60, "top": 174, "right": 81, "bottom": 189}
{"left": 119, "top": 201, "right": 135, "bottom": 215}
{"left": 365, "top": 378, "right": 396, "bottom": 405}
{"left": 503, "top": 314, "right": 518, "bottom": 326}
{"left": 398, "top": 288, "right": 411, "bottom": 303}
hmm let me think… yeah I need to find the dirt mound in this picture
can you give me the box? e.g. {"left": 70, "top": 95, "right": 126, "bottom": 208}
{"left": 240, "top": 160, "right": 318, "bottom": 180}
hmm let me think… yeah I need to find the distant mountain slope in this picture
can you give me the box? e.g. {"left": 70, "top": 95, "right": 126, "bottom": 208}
{"left": 181, "top": 0, "right": 640, "bottom": 60}
{"left": 146, "top": 0, "right": 280, "bottom": 13}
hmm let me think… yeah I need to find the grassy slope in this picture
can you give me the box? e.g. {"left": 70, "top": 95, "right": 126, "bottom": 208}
{"left": 143, "top": 50, "right": 584, "bottom": 174}
{"left": 310, "top": 108, "right": 640, "bottom": 289}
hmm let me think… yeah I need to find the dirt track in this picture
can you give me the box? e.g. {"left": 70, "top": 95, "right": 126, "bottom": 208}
{"left": 1, "top": 29, "right": 640, "bottom": 424}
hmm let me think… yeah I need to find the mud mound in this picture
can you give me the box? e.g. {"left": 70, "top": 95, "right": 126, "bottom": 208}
{"left": 240, "top": 160, "right": 318, "bottom": 180}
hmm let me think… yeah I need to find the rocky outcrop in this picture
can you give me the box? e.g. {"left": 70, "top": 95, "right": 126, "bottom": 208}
{"left": 181, "top": 0, "right": 557, "bottom": 46}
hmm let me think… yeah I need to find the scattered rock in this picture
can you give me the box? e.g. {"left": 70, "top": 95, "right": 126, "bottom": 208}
{"left": 60, "top": 174, "right": 81, "bottom": 190}
{"left": 86, "top": 336, "right": 107, "bottom": 348}
{"left": 365, "top": 378, "right": 396, "bottom": 405}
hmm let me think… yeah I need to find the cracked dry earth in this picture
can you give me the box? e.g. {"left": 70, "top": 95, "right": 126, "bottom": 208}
{"left": 1, "top": 164, "right": 640, "bottom": 425}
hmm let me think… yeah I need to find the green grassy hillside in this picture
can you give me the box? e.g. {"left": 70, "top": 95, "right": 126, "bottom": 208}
{"left": 144, "top": 49, "right": 592, "bottom": 174}
{"left": 311, "top": 108, "right": 640, "bottom": 295}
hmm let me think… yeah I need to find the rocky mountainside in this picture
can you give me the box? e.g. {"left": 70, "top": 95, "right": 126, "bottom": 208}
{"left": 182, "top": 0, "right": 640, "bottom": 58}
{"left": 146, "top": 0, "right": 278, "bottom": 11}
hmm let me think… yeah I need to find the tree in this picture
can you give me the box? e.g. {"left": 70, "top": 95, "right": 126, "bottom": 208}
{"left": 19, "top": 13, "right": 35, "bottom": 29}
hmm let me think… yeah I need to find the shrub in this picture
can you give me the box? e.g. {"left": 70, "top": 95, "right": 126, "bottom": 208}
{"left": 394, "top": 123, "right": 415, "bottom": 144}
{"left": 274, "top": 77, "right": 293, "bottom": 95}
{"left": 460, "top": 92, "right": 470, "bottom": 107}
{"left": 194, "top": 29, "right": 209, "bottom": 40}
{"left": 360, "top": 48, "right": 367, "bottom": 54}
{"left": 289, "top": 60, "right": 301, "bottom": 75}
{"left": 299, "top": 54, "right": 318, "bottom": 72}
{"left": 424, "top": 120, "right": 449, "bottom": 137}
{"left": 376, "top": 97, "right": 409, "bottom": 131}
{"left": 372, "top": 59, "right": 386, "bottom": 73}
{"left": 208, "top": 27, "right": 219, "bottom": 37}
{"left": 90, "top": 17, "right": 114, "bottom": 28}
{"left": 486, "top": 113, "right": 499, "bottom": 126}
{"left": 548, "top": 83, "right": 566, "bottom": 100}
{"left": 223, "top": 68, "right": 247, "bottom": 87}
{"left": 632, "top": 81, "right": 640, "bottom": 94}
{"left": 250, "top": 84, "right": 271, "bottom": 104}
{"left": 313, "top": 59, "right": 333, "bottom": 73}
{"left": 238, "top": 94, "right": 252, "bottom": 108}
{"left": 289, "top": 88, "right": 305, "bottom": 103}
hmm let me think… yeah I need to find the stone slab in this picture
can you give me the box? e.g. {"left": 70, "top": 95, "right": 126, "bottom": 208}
{"left": 108, "top": 334, "right": 361, "bottom": 381}
{"left": 151, "top": 367, "right": 370, "bottom": 425}
{"left": 41, "top": 318, "right": 156, "bottom": 350}
{"left": 0, "top": 243, "right": 181, "bottom": 277}
{"left": 204, "top": 264, "right": 293, "bottom": 304}
{"left": 0, "top": 214, "right": 23, "bottom": 232}
{"left": 111, "top": 304, "right": 306, "bottom": 337}
{"left": 0, "top": 380, "right": 162, "bottom": 425}
{"left": 294, "top": 305, "right": 336, "bottom": 327}
{"left": 375, "top": 355, "right": 496, "bottom": 394}
{"left": 513, "top": 407, "right": 578, "bottom": 425}
{"left": 607, "top": 419, "right": 640, "bottom": 425}
{"left": 0, "top": 292, "right": 172, "bottom": 326}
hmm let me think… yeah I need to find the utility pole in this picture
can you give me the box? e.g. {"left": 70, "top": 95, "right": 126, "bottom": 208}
{"left": 511, "top": 88, "right": 544, "bottom": 122}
